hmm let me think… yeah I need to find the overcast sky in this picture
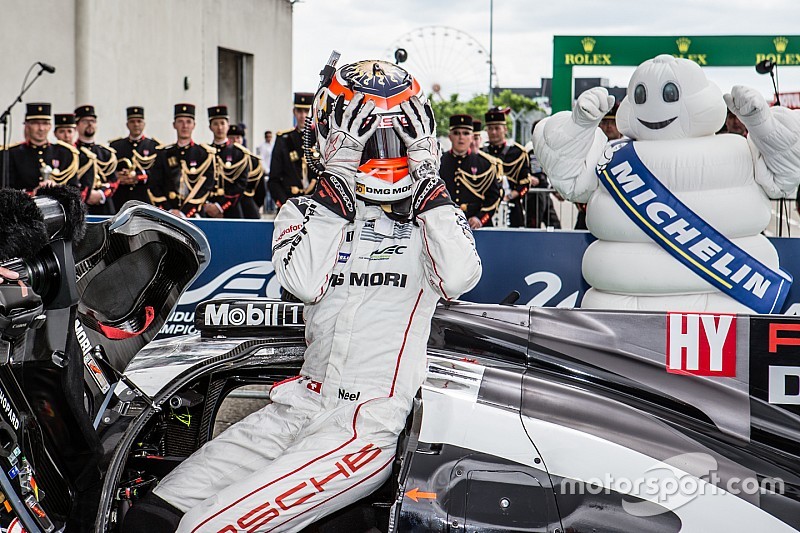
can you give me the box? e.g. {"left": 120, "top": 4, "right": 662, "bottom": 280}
{"left": 291, "top": 0, "right": 800, "bottom": 102}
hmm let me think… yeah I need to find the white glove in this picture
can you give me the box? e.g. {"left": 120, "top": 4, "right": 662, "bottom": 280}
{"left": 321, "top": 92, "right": 379, "bottom": 183}
{"left": 572, "top": 87, "right": 615, "bottom": 128}
{"left": 392, "top": 96, "right": 441, "bottom": 180}
{"left": 724, "top": 85, "right": 770, "bottom": 130}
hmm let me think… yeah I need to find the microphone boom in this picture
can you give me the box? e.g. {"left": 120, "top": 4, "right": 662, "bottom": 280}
{"left": 37, "top": 62, "right": 56, "bottom": 74}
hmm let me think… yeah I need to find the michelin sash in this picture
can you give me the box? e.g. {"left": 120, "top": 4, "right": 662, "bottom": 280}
{"left": 596, "top": 140, "right": 792, "bottom": 314}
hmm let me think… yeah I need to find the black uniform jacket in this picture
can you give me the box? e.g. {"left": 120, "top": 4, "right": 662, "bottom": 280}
{"left": 210, "top": 140, "right": 250, "bottom": 218}
{"left": 482, "top": 141, "right": 531, "bottom": 195}
{"left": 148, "top": 140, "right": 217, "bottom": 218}
{"left": 268, "top": 128, "right": 315, "bottom": 207}
{"left": 440, "top": 149, "right": 501, "bottom": 227}
{"left": 109, "top": 135, "right": 160, "bottom": 207}
{"left": 3, "top": 140, "right": 79, "bottom": 192}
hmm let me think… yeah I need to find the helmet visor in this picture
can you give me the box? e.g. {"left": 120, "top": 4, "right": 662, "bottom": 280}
{"left": 361, "top": 127, "right": 407, "bottom": 165}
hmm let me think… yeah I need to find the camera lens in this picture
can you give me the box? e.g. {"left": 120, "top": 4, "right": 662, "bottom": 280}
{"left": 0, "top": 250, "right": 60, "bottom": 304}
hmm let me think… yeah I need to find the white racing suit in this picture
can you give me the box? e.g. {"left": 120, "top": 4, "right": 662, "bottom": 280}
{"left": 153, "top": 195, "right": 481, "bottom": 532}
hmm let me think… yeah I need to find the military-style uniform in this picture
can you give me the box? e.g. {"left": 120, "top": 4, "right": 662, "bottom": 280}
{"left": 226, "top": 122, "right": 264, "bottom": 219}
{"left": 441, "top": 114, "right": 501, "bottom": 227}
{"left": 267, "top": 92, "right": 316, "bottom": 207}
{"left": 440, "top": 150, "right": 502, "bottom": 227}
{"left": 74, "top": 105, "right": 118, "bottom": 215}
{"left": 482, "top": 142, "right": 530, "bottom": 227}
{"left": 206, "top": 107, "right": 250, "bottom": 218}
{"left": 481, "top": 109, "right": 531, "bottom": 227}
{"left": 109, "top": 106, "right": 160, "bottom": 209}
{"left": 241, "top": 150, "right": 265, "bottom": 220}
{"left": 2, "top": 103, "right": 80, "bottom": 192}
{"left": 4, "top": 141, "right": 80, "bottom": 192}
{"left": 148, "top": 103, "right": 217, "bottom": 218}
{"left": 210, "top": 139, "right": 250, "bottom": 218}
{"left": 76, "top": 140, "right": 118, "bottom": 214}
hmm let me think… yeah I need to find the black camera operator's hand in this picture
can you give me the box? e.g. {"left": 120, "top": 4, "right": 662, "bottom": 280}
{"left": 0, "top": 267, "right": 19, "bottom": 284}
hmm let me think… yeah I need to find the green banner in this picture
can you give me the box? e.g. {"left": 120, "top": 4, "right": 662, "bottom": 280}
{"left": 552, "top": 35, "right": 800, "bottom": 112}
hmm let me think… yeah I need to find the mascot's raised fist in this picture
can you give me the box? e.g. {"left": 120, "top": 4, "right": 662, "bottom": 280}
{"left": 573, "top": 87, "right": 615, "bottom": 128}
{"left": 724, "top": 85, "right": 769, "bottom": 126}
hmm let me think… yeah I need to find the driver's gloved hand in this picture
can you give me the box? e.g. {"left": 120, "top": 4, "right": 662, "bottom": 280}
{"left": 314, "top": 93, "right": 380, "bottom": 222}
{"left": 320, "top": 92, "right": 379, "bottom": 184}
{"left": 392, "top": 96, "right": 453, "bottom": 219}
{"left": 392, "top": 96, "right": 441, "bottom": 181}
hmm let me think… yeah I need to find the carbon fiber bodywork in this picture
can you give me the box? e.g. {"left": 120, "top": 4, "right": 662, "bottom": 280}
{"left": 5, "top": 287, "right": 800, "bottom": 531}
{"left": 98, "top": 299, "right": 800, "bottom": 531}
{"left": 405, "top": 302, "right": 800, "bottom": 532}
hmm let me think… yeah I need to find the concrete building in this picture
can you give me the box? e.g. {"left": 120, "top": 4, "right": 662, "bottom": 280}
{"left": 0, "top": 0, "right": 293, "bottom": 147}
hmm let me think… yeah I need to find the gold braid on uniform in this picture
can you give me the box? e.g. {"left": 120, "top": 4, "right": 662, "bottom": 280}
{"left": 49, "top": 143, "right": 80, "bottom": 185}
{"left": 95, "top": 145, "right": 118, "bottom": 182}
{"left": 215, "top": 154, "right": 249, "bottom": 196}
{"left": 455, "top": 164, "right": 497, "bottom": 200}
{"left": 132, "top": 149, "right": 158, "bottom": 173}
{"left": 77, "top": 146, "right": 97, "bottom": 185}
{"left": 179, "top": 152, "right": 215, "bottom": 206}
{"left": 479, "top": 153, "right": 502, "bottom": 214}
{"left": 501, "top": 149, "right": 530, "bottom": 186}
{"left": 245, "top": 155, "right": 265, "bottom": 197}
{"left": 76, "top": 145, "right": 118, "bottom": 188}
{"left": 483, "top": 194, "right": 502, "bottom": 214}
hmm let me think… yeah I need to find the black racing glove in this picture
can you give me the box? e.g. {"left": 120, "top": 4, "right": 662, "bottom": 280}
{"left": 411, "top": 169, "right": 454, "bottom": 219}
{"left": 311, "top": 171, "right": 356, "bottom": 222}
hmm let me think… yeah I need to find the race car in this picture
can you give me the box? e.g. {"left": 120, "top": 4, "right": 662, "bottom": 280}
{"left": 0, "top": 201, "right": 798, "bottom": 532}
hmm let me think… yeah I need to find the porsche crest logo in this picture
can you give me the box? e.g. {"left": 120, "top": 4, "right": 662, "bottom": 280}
{"left": 339, "top": 60, "right": 411, "bottom": 97}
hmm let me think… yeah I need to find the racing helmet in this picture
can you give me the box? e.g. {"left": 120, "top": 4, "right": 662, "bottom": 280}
{"left": 313, "top": 60, "right": 423, "bottom": 204}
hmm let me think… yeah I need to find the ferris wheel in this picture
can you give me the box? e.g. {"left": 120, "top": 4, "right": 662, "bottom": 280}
{"left": 384, "top": 26, "right": 499, "bottom": 100}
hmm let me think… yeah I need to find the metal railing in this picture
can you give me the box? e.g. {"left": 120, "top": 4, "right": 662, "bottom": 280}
{"left": 494, "top": 189, "right": 800, "bottom": 237}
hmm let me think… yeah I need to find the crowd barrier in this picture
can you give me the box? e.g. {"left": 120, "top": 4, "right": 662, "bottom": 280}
{"left": 141, "top": 219, "right": 800, "bottom": 337}
{"left": 517, "top": 192, "right": 800, "bottom": 236}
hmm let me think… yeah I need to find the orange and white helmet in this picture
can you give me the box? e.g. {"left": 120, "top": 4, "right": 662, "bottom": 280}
{"left": 313, "top": 60, "right": 424, "bottom": 204}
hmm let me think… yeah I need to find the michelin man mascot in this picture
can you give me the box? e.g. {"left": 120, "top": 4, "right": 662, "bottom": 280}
{"left": 533, "top": 54, "right": 800, "bottom": 313}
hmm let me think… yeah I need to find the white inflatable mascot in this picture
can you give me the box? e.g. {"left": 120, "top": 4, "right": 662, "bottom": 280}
{"left": 533, "top": 54, "right": 800, "bottom": 313}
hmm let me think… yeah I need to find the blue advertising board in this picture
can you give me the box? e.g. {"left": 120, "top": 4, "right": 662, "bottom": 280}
{"left": 151, "top": 219, "right": 800, "bottom": 337}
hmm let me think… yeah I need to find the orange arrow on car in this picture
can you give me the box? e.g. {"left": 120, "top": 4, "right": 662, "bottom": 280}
{"left": 405, "top": 487, "right": 437, "bottom": 502}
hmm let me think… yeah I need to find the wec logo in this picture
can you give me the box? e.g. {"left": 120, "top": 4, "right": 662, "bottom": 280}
{"left": 369, "top": 245, "right": 406, "bottom": 260}
{"left": 667, "top": 313, "right": 736, "bottom": 377}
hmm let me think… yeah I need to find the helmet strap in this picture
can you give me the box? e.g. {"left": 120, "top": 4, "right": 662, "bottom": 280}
{"left": 381, "top": 197, "right": 412, "bottom": 222}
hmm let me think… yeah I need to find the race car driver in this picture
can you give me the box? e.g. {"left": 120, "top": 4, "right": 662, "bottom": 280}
{"left": 123, "top": 60, "right": 482, "bottom": 532}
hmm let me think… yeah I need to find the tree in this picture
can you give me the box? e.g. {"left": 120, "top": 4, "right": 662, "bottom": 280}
{"left": 429, "top": 90, "right": 542, "bottom": 137}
